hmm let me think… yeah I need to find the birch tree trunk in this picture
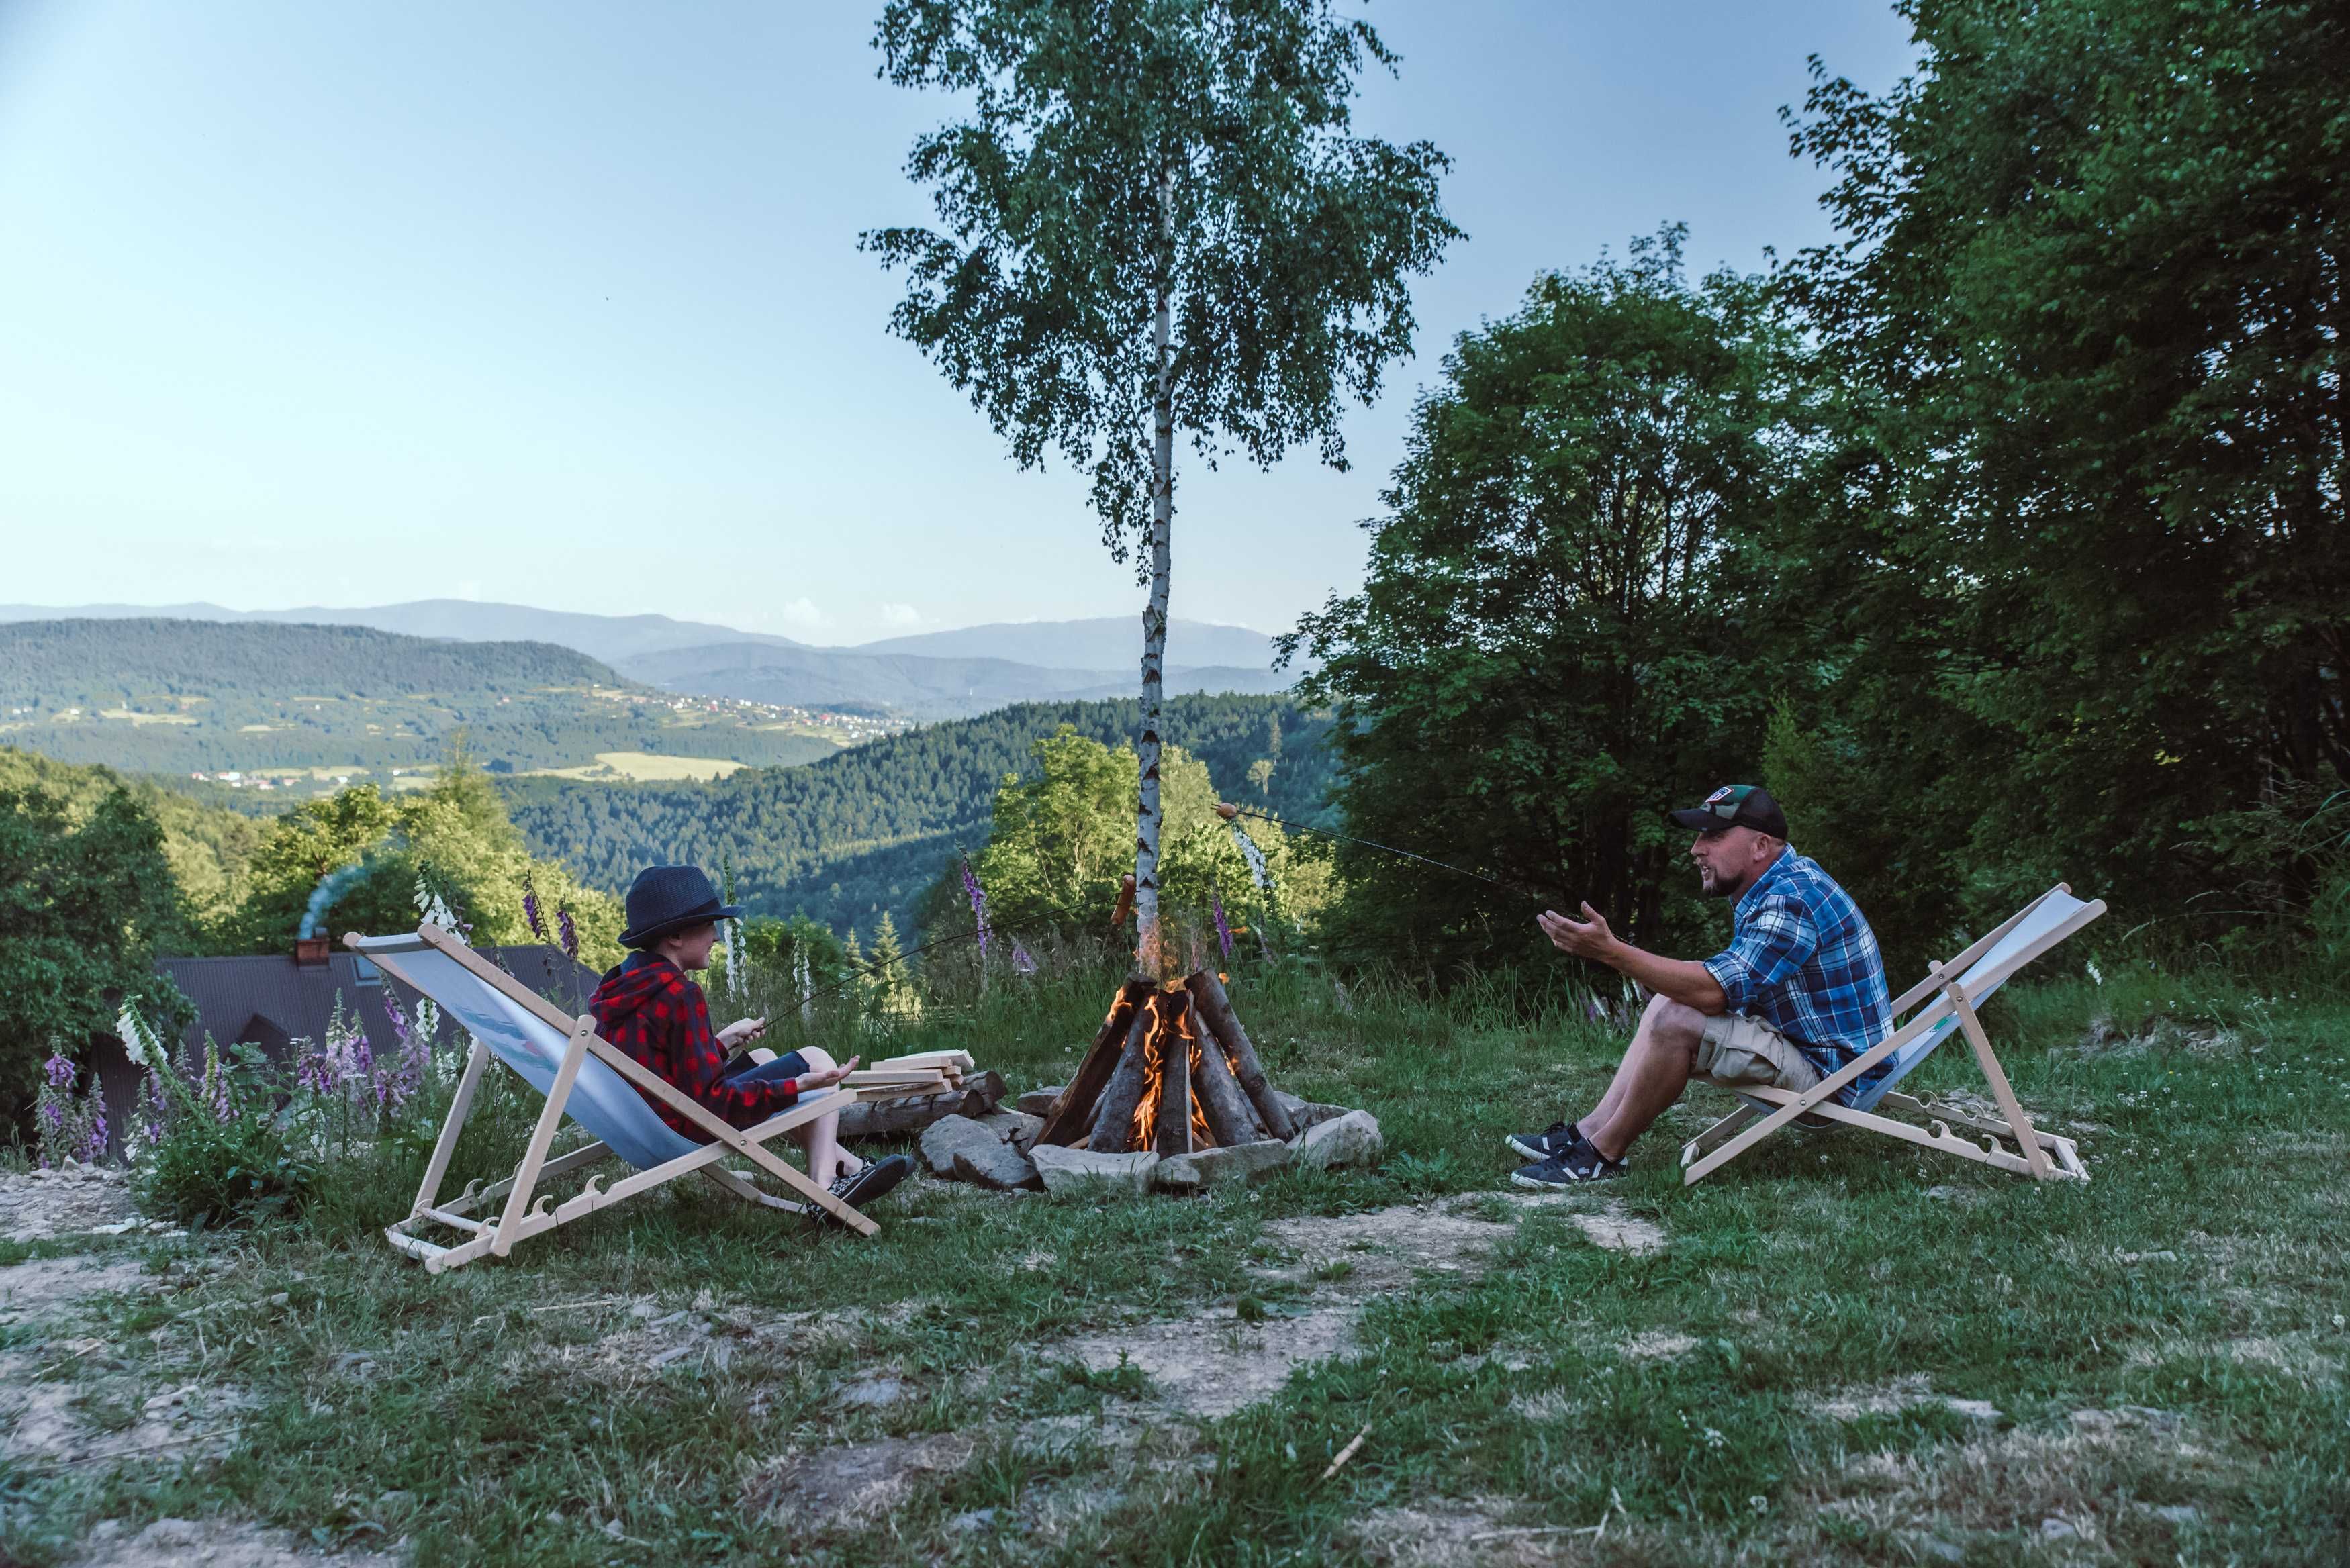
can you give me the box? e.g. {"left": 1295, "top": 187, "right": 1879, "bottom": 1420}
{"left": 1134, "top": 166, "right": 1176, "bottom": 977}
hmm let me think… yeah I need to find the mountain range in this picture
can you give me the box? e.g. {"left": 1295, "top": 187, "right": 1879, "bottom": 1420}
{"left": 0, "top": 600, "right": 1299, "bottom": 719}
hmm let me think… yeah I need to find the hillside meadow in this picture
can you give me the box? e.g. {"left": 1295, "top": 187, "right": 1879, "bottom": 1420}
{"left": 2, "top": 955, "right": 2343, "bottom": 1565}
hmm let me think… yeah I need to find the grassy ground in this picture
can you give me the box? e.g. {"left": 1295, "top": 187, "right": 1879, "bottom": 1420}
{"left": 3, "top": 959, "right": 2345, "bottom": 1565}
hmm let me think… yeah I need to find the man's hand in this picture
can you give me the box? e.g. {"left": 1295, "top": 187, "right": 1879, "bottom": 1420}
{"left": 794, "top": 1054, "right": 862, "bottom": 1091}
{"left": 717, "top": 1017, "right": 767, "bottom": 1048}
{"left": 1538, "top": 903, "right": 1620, "bottom": 964}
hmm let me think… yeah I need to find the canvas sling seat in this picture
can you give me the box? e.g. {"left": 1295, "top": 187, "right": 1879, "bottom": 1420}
{"left": 348, "top": 924, "right": 904, "bottom": 1273}
{"left": 1681, "top": 884, "right": 2105, "bottom": 1186}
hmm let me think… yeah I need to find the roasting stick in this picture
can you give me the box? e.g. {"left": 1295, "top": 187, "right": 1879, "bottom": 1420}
{"left": 1215, "top": 803, "right": 1557, "bottom": 901}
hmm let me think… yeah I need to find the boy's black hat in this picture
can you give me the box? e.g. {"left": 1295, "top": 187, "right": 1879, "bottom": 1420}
{"left": 1668, "top": 784, "right": 1790, "bottom": 839}
{"left": 618, "top": 864, "right": 743, "bottom": 948}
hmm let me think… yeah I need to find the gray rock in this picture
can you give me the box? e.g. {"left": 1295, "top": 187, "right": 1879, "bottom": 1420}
{"left": 1270, "top": 1088, "right": 1350, "bottom": 1131}
{"left": 975, "top": 1108, "right": 1045, "bottom": 1150}
{"left": 1292, "top": 1108, "right": 1383, "bottom": 1169}
{"left": 837, "top": 1377, "right": 905, "bottom": 1408}
{"left": 1017, "top": 1086, "right": 1064, "bottom": 1118}
{"left": 951, "top": 1136, "right": 1043, "bottom": 1192}
{"left": 1030, "top": 1144, "right": 1159, "bottom": 1195}
{"left": 919, "top": 1114, "right": 1000, "bottom": 1179}
{"left": 2040, "top": 1516, "right": 2080, "bottom": 1541}
{"left": 948, "top": 1507, "right": 1000, "bottom": 1534}
{"left": 1154, "top": 1139, "right": 1293, "bottom": 1191}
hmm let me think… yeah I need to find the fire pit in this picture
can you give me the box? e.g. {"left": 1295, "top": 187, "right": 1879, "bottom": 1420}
{"left": 1035, "top": 972, "right": 1299, "bottom": 1155}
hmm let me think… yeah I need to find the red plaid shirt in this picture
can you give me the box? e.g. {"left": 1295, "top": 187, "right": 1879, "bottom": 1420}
{"left": 588, "top": 954, "right": 800, "bottom": 1141}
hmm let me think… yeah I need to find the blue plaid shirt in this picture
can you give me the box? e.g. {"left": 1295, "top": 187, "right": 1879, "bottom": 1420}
{"left": 1701, "top": 847, "right": 1892, "bottom": 1101}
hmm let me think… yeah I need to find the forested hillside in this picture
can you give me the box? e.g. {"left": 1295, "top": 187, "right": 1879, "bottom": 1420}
{"left": 0, "top": 746, "right": 267, "bottom": 923}
{"left": 0, "top": 618, "right": 840, "bottom": 777}
{"left": 499, "top": 694, "right": 1335, "bottom": 938}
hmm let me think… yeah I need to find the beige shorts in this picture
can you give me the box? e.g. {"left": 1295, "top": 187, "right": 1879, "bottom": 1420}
{"left": 1695, "top": 1014, "right": 1824, "bottom": 1093}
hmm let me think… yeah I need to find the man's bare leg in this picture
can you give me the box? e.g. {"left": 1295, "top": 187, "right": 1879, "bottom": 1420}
{"left": 1579, "top": 996, "right": 1705, "bottom": 1161}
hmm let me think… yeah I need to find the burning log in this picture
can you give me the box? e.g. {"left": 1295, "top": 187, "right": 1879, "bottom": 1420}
{"left": 1190, "top": 1018, "right": 1261, "bottom": 1147}
{"left": 1153, "top": 995, "right": 1196, "bottom": 1157}
{"left": 1185, "top": 970, "right": 1295, "bottom": 1141}
{"left": 1089, "top": 997, "right": 1162, "bottom": 1154}
{"left": 1037, "top": 979, "right": 1152, "bottom": 1146}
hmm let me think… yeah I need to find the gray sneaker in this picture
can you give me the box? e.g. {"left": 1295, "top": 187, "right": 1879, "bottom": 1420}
{"left": 1510, "top": 1143, "right": 1626, "bottom": 1187}
{"left": 1506, "top": 1121, "right": 1586, "bottom": 1162}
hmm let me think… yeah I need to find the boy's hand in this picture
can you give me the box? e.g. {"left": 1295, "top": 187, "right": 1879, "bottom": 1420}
{"left": 717, "top": 1017, "right": 767, "bottom": 1047}
{"left": 796, "top": 1055, "right": 862, "bottom": 1091}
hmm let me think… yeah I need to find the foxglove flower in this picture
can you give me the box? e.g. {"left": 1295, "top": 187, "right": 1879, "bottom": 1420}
{"left": 960, "top": 858, "right": 990, "bottom": 957}
{"left": 44, "top": 1050, "right": 75, "bottom": 1089}
{"left": 1211, "top": 891, "right": 1233, "bottom": 961}
{"left": 522, "top": 878, "right": 548, "bottom": 944}
{"left": 557, "top": 908, "right": 578, "bottom": 961}
{"left": 1010, "top": 942, "right": 1038, "bottom": 976}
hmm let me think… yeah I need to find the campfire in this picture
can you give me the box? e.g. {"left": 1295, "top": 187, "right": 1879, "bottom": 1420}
{"left": 1035, "top": 972, "right": 1298, "bottom": 1155}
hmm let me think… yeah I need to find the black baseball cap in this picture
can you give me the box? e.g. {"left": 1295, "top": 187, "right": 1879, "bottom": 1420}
{"left": 1668, "top": 784, "right": 1789, "bottom": 839}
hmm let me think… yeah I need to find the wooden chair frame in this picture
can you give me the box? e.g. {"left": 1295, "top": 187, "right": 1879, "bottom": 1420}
{"left": 352, "top": 924, "right": 908, "bottom": 1273}
{"left": 1679, "top": 885, "right": 2106, "bottom": 1187}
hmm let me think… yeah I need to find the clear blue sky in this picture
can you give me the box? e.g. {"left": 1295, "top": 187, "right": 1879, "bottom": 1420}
{"left": 0, "top": 1, "right": 1915, "bottom": 647}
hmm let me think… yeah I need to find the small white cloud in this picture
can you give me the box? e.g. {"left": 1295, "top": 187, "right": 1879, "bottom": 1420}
{"left": 780, "top": 597, "right": 827, "bottom": 630}
{"left": 879, "top": 602, "right": 921, "bottom": 628}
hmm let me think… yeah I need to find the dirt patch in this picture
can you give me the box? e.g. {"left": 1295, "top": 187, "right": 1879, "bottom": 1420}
{"left": 0, "top": 1169, "right": 143, "bottom": 1242}
{"left": 742, "top": 1432, "right": 976, "bottom": 1533}
{"left": 1622, "top": 1330, "right": 1698, "bottom": 1359}
{"left": 70, "top": 1516, "right": 402, "bottom": 1568}
{"left": 0, "top": 1254, "right": 152, "bottom": 1324}
{"left": 1801, "top": 1373, "right": 2004, "bottom": 1424}
{"left": 4, "top": 1374, "right": 257, "bottom": 1467}
{"left": 1496, "top": 1191, "right": 1668, "bottom": 1255}
{"left": 1344, "top": 1498, "right": 1565, "bottom": 1567}
{"left": 1797, "top": 1403, "right": 2239, "bottom": 1560}
{"left": 1060, "top": 1201, "right": 1520, "bottom": 1420}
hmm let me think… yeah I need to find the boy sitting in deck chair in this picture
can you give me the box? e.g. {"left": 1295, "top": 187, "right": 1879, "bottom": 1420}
{"left": 1507, "top": 785, "right": 1892, "bottom": 1186}
{"left": 592, "top": 865, "right": 915, "bottom": 1214}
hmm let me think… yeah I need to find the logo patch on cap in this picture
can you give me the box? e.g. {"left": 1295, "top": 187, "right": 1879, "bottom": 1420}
{"left": 1704, "top": 786, "right": 1733, "bottom": 804}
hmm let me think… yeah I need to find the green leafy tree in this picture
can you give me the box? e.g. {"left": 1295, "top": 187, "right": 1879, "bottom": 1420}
{"left": 970, "top": 723, "right": 1307, "bottom": 950}
{"left": 1781, "top": 0, "right": 2350, "bottom": 928}
{"left": 220, "top": 756, "right": 622, "bottom": 967}
{"left": 865, "top": 0, "right": 1456, "bottom": 971}
{"left": 0, "top": 784, "right": 191, "bottom": 1126}
{"left": 1286, "top": 234, "right": 1808, "bottom": 968}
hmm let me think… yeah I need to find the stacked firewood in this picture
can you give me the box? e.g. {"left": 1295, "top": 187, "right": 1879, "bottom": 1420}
{"left": 842, "top": 1050, "right": 974, "bottom": 1095}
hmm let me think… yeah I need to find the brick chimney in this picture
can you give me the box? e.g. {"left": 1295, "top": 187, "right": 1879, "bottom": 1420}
{"left": 294, "top": 936, "right": 331, "bottom": 968}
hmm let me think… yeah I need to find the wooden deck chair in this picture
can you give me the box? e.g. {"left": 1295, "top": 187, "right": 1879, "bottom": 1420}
{"left": 1680, "top": 884, "right": 2106, "bottom": 1187}
{"left": 346, "top": 924, "right": 931, "bottom": 1273}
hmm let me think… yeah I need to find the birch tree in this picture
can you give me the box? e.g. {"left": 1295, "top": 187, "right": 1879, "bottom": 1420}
{"left": 863, "top": 0, "right": 1455, "bottom": 973}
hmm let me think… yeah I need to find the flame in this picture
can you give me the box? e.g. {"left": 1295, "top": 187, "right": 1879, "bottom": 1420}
{"left": 1130, "top": 993, "right": 1166, "bottom": 1149}
{"left": 1121, "top": 988, "right": 1217, "bottom": 1154}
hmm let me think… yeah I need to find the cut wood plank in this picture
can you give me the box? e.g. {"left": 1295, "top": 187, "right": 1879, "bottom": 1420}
{"left": 1037, "top": 978, "right": 1153, "bottom": 1147}
{"left": 835, "top": 1071, "right": 1005, "bottom": 1141}
{"left": 1185, "top": 970, "right": 1293, "bottom": 1140}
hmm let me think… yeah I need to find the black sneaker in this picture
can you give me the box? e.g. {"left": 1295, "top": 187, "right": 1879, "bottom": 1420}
{"left": 1511, "top": 1143, "right": 1626, "bottom": 1187}
{"left": 822, "top": 1153, "right": 915, "bottom": 1221}
{"left": 1506, "top": 1121, "right": 1587, "bottom": 1162}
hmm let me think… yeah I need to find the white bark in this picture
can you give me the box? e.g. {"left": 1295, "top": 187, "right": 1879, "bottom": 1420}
{"left": 1135, "top": 165, "right": 1176, "bottom": 977}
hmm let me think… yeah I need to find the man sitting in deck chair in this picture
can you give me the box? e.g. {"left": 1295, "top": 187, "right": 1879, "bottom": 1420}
{"left": 592, "top": 865, "right": 915, "bottom": 1215}
{"left": 1507, "top": 785, "right": 1891, "bottom": 1187}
